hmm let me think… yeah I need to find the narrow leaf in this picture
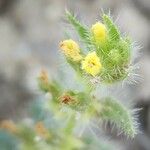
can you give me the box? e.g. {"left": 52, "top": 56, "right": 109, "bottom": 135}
{"left": 99, "top": 98, "right": 138, "bottom": 138}
{"left": 103, "top": 14, "right": 120, "bottom": 41}
{"left": 65, "top": 10, "right": 92, "bottom": 46}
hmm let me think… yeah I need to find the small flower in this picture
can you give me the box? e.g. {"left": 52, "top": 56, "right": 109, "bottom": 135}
{"left": 81, "top": 52, "right": 102, "bottom": 76}
{"left": 59, "top": 94, "right": 75, "bottom": 105}
{"left": 35, "top": 122, "right": 50, "bottom": 139}
{"left": 91, "top": 22, "right": 107, "bottom": 44}
{"left": 59, "top": 39, "right": 82, "bottom": 61}
{"left": 0, "top": 120, "right": 18, "bottom": 134}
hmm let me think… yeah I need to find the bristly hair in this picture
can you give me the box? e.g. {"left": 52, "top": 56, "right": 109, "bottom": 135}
{"left": 65, "top": 10, "right": 94, "bottom": 50}
{"left": 98, "top": 97, "right": 139, "bottom": 138}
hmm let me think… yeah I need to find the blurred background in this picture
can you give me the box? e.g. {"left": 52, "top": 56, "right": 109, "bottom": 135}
{"left": 0, "top": 0, "right": 150, "bottom": 149}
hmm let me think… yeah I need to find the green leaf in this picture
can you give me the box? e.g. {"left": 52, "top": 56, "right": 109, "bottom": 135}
{"left": 65, "top": 10, "right": 92, "bottom": 47}
{"left": 99, "top": 98, "right": 138, "bottom": 138}
{"left": 102, "top": 14, "right": 120, "bottom": 41}
{"left": 63, "top": 113, "right": 76, "bottom": 134}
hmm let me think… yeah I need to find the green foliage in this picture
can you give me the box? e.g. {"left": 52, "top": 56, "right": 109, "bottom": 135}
{"left": 39, "top": 11, "right": 138, "bottom": 139}
{"left": 18, "top": 126, "right": 37, "bottom": 150}
{"left": 65, "top": 11, "right": 132, "bottom": 84}
{"left": 66, "top": 10, "right": 93, "bottom": 48}
{"left": 102, "top": 14, "right": 120, "bottom": 41}
{"left": 96, "top": 15, "right": 131, "bottom": 83}
{"left": 99, "top": 98, "right": 138, "bottom": 137}
{"left": 0, "top": 11, "right": 139, "bottom": 150}
{"left": 38, "top": 78, "right": 61, "bottom": 98}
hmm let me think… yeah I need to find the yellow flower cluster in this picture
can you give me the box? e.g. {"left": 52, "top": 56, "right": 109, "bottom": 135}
{"left": 91, "top": 22, "right": 107, "bottom": 44}
{"left": 59, "top": 22, "right": 106, "bottom": 76}
{"left": 82, "top": 52, "right": 102, "bottom": 76}
{"left": 59, "top": 39, "right": 82, "bottom": 61}
{"left": 59, "top": 39, "right": 102, "bottom": 76}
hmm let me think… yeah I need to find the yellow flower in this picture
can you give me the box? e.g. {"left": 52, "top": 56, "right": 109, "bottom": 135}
{"left": 91, "top": 22, "right": 107, "bottom": 43}
{"left": 81, "top": 52, "right": 102, "bottom": 76}
{"left": 59, "top": 39, "right": 82, "bottom": 61}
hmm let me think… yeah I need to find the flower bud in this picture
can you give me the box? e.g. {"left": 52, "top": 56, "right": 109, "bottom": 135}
{"left": 38, "top": 70, "right": 50, "bottom": 92}
{"left": 59, "top": 39, "right": 82, "bottom": 61}
{"left": 91, "top": 22, "right": 107, "bottom": 44}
